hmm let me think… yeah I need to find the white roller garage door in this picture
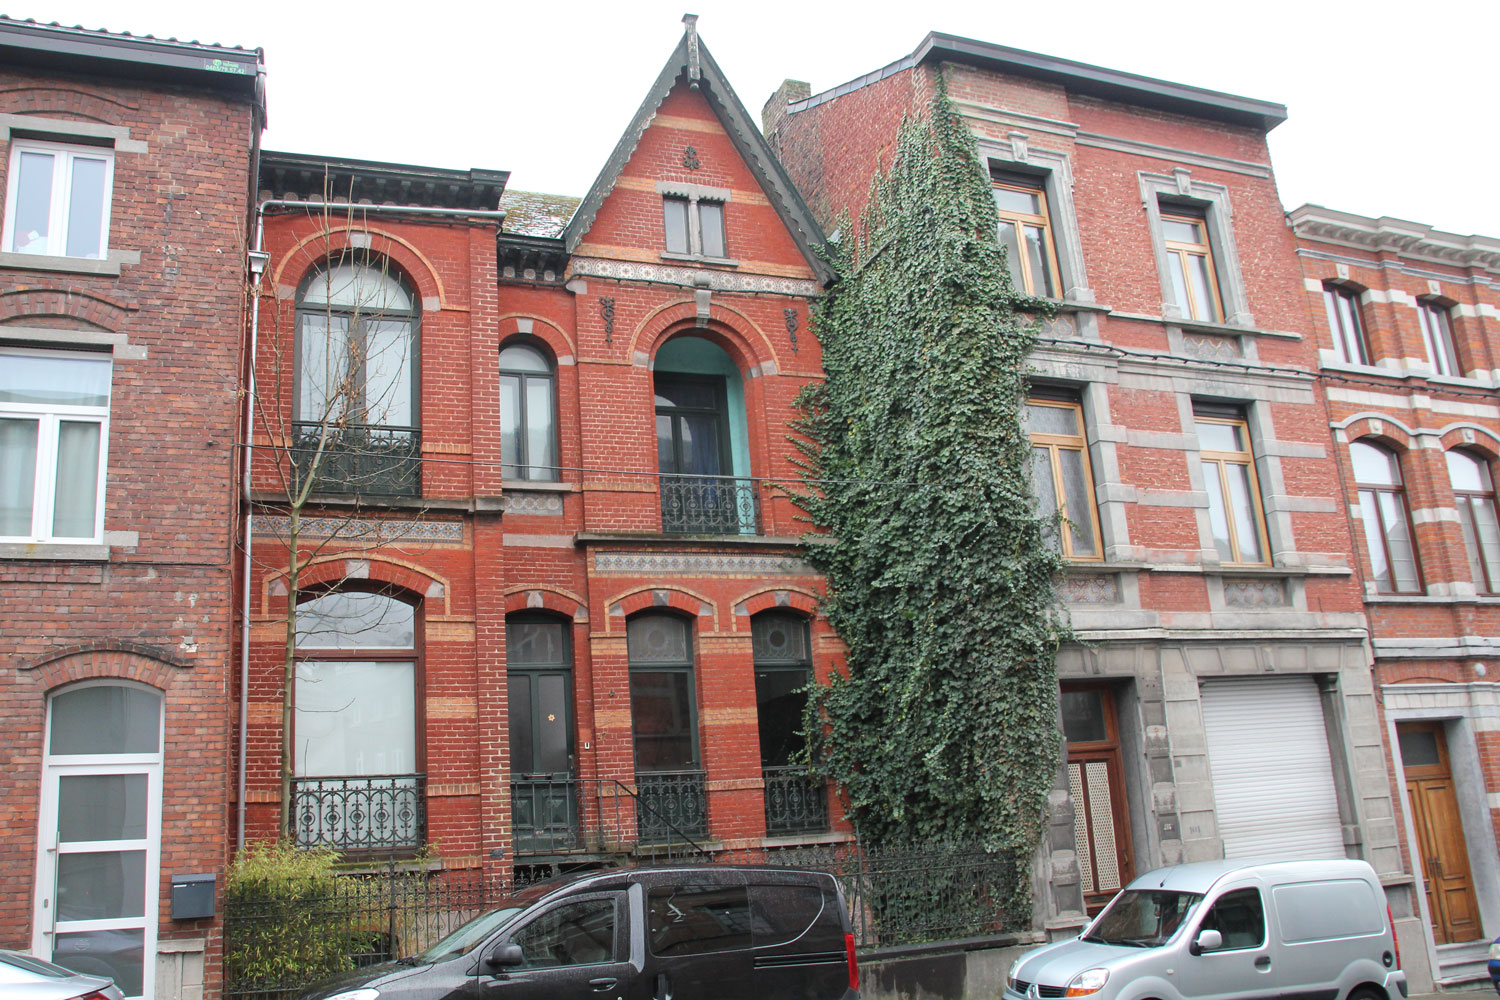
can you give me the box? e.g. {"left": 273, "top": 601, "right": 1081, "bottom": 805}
{"left": 1200, "top": 676, "right": 1345, "bottom": 859}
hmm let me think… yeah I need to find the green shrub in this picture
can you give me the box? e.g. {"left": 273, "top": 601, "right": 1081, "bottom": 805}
{"left": 223, "top": 841, "right": 367, "bottom": 992}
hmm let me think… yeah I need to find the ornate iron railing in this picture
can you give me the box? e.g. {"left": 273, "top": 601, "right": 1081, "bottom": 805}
{"left": 291, "top": 421, "right": 421, "bottom": 497}
{"left": 659, "top": 474, "right": 759, "bottom": 534}
{"left": 763, "top": 766, "right": 829, "bottom": 836}
{"left": 635, "top": 769, "right": 708, "bottom": 842}
{"left": 511, "top": 777, "right": 582, "bottom": 853}
{"left": 291, "top": 774, "right": 425, "bottom": 852}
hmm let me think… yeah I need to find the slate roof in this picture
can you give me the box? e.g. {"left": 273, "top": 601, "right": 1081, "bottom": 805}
{"left": 500, "top": 190, "right": 583, "bottom": 238}
{"left": 562, "top": 17, "right": 830, "bottom": 284}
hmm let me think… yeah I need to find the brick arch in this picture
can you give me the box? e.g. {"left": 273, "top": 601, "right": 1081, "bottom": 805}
{"left": 1437, "top": 423, "right": 1500, "bottom": 460}
{"left": 1338, "top": 413, "right": 1418, "bottom": 452}
{"left": 0, "top": 288, "right": 135, "bottom": 331}
{"left": 272, "top": 226, "right": 448, "bottom": 309}
{"left": 499, "top": 315, "right": 576, "bottom": 361}
{"left": 502, "top": 585, "right": 588, "bottom": 622}
{"left": 0, "top": 87, "right": 137, "bottom": 124}
{"left": 606, "top": 585, "right": 717, "bottom": 631}
{"left": 21, "top": 646, "right": 186, "bottom": 695}
{"left": 731, "top": 585, "right": 820, "bottom": 625}
{"left": 261, "top": 554, "right": 450, "bottom": 616}
{"left": 630, "top": 300, "right": 781, "bottom": 376}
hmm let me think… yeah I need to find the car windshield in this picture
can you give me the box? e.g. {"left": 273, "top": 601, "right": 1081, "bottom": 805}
{"left": 411, "top": 906, "right": 524, "bottom": 963}
{"left": 1083, "top": 890, "right": 1203, "bottom": 947}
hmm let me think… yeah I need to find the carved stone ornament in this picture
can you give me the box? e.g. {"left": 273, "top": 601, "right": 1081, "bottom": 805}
{"left": 683, "top": 146, "right": 702, "bottom": 171}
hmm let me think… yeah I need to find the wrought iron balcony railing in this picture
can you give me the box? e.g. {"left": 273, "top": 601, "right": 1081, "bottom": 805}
{"left": 512, "top": 777, "right": 582, "bottom": 853}
{"left": 291, "top": 421, "right": 421, "bottom": 497}
{"left": 292, "top": 774, "right": 425, "bottom": 852}
{"left": 659, "top": 474, "right": 759, "bottom": 534}
{"left": 635, "top": 769, "right": 708, "bottom": 842}
{"left": 763, "top": 766, "right": 829, "bottom": 837}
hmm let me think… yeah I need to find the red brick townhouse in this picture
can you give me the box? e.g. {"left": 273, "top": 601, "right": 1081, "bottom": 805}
{"left": 240, "top": 18, "right": 846, "bottom": 881}
{"left": 767, "top": 35, "right": 1409, "bottom": 941}
{"left": 0, "top": 18, "right": 263, "bottom": 1000}
{"left": 1291, "top": 204, "right": 1500, "bottom": 985}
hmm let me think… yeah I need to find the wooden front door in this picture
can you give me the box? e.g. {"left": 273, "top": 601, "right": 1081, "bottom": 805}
{"left": 1398, "top": 722, "right": 1482, "bottom": 944}
{"left": 1061, "top": 685, "right": 1134, "bottom": 912}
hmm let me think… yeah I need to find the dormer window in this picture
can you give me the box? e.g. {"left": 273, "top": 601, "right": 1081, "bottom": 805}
{"left": 658, "top": 182, "right": 731, "bottom": 262}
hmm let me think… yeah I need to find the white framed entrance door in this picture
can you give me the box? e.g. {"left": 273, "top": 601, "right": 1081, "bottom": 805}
{"left": 33, "top": 683, "right": 163, "bottom": 1000}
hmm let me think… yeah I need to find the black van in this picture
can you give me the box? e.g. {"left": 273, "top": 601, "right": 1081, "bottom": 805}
{"left": 300, "top": 865, "right": 860, "bottom": 1000}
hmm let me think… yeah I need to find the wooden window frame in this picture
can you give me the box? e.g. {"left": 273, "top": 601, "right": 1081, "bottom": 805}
{"left": 1351, "top": 441, "right": 1423, "bottom": 595}
{"left": 1322, "top": 284, "right": 1371, "bottom": 366}
{"left": 1195, "top": 415, "right": 1271, "bottom": 567}
{"left": 1027, "top": 397, "right": 1103, "bottom": 561}
{"left": 1162, "top": 213, "right": 1225, "bottom": 323}
{"left": 993, "top": 177, "right": 1061, "bottom": 297}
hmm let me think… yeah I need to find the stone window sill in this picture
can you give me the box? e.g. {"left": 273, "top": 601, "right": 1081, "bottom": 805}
{"left": 0, "top": 248, "right": 140, "bottom": 276}
{"left": 0, "top": 542, "right": 110, "bottom": 561}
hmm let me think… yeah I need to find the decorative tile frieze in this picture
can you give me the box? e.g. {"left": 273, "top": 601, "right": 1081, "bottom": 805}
{"left": 593, "top": 551, "right": 815, "bottom": 576}
{"left": 1181, "top": 333, "right": 1241, "bottom": 360}
{"left": 1222, "top": 578, "right": 1287, "bottom": 607}
{"left": 501, "top": 491, "right": 565, "bottom": 515}
{"left": 569, "top": 256, "right": 821, "bottom": 297}
{"left": 1060, "top": 574, "right": 1118, "bottom": 604}
{"left": 1032, "top": 312, "right": 1078, "bottom": 340}
{"left": 252, "top": 515, "right": 464, "bottom": 543}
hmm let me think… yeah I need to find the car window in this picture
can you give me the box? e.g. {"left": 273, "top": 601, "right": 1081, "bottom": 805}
{"left": 510, "top": 897, "right": 617, "bottom": 968}
{"left": 1199, "top": 888, "right": 1265, "bottom": 951}
{"left": 649, "top": 884, "right": 751, "bottom": 956}
{"left": 749, "top": 883, "right": 842, "bottom": 951}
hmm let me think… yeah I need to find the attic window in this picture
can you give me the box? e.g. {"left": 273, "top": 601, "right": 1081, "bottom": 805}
{"left": 657, "top": 181, "right": 732, "bottom": 263}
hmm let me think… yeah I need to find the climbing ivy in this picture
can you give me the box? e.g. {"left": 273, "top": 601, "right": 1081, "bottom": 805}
{"left": 794, "top": 84, "right": 1069, "bottom": 871}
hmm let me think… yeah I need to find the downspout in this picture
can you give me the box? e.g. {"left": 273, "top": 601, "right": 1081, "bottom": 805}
{"left": 234, "top": 198, "right": 505, "bottom": 850}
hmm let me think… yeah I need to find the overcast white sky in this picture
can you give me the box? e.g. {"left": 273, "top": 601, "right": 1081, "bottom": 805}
{"left": 29, "top": 0, "right": 1500, "bottom": 237}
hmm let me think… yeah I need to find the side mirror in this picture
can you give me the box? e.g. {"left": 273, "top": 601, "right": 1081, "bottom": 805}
{"left": 485, "top": 942, "right": 524, "bottom": 969}
{"left": 1189, "top": 929, "right": 1223, "bottom": 956}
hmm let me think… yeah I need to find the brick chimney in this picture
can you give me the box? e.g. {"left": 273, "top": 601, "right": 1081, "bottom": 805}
{"left": 761, "top": 78, "right": 811, "bottom": 146}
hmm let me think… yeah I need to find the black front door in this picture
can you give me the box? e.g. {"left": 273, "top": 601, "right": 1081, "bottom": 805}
{"left": 508, "top": 616, "right": 577, "bottom": 851}
{"left": 655, "top": 375, "right": 735, "bottom": 532}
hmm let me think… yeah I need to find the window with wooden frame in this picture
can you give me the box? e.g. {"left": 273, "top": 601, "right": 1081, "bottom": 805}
{"left": 1026, "top": 395, "right": 1101, "bottom": 560}
{"left": 1161, "top": 212, "right": 1224, "bottom": 323}
{"left": 1446, "top": 449, "right": 1500, "bottom": 594}
{"left": 1418, "top": 300, "right": 1462, "bottom": 376}
{"left": 1061, "top": 685, "right": 1133, "bottom": 912}
{"left": 1193, "top": 408, "right": 1269, "bottom": 566}
{"left": 1350, "top": 440, "right": 1421, "bottom": 593}
{"left": 992, "top": 174, "right": 1060, "bottom": 297}
{"left": 1322, "top": 283, "right": 1371, "bottom": 366}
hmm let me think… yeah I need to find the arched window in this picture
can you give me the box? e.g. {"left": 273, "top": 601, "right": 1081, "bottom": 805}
{"left": 295, "top": 257, "right": 419, "bottom": 495}
{"left": 627, "top": 613, "right": 706, "bottom": 840}
{"left": 499, "top": 342, "right": 557, "bottom": 481}
{"left": 293, "top": 589, "right": 421, "bottom": 850}
{"left": 1322, "top": 283, "right": 1370, "bottom": 366}
{"left": 1447, "top": 449, "right": 1500, "bottom": 594}
{"left": 36, "top": 682, "right": 163, "bottom": 1000}
{"left": 1351, "top": 441, "right": 1421, "bottom": 593}
{"left": 507, "top": 613, "right": 576, "bottom": 850}
{"left": 752, "top": 611, "right": 827, "bottom": 835}
{"left": 653, "top": 334, "right": 756, "bottom": 534}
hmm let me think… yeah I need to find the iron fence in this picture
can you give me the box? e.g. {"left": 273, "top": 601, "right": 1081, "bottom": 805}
{"left": 659, "top": 474, "right": 759, "bottom": 534}
{"left": 291, "top": 421, "right": 421, "bottom": 497}
{"left": 634, "top": 770, "right": 708, "bottom": 842}
{"left": 762, "top": 766, "right": 829, "bottom": 836}
{"left": 291, "top": 775, "right": 425, "bottom": 852}
{"left": 222, "top": 841, "right": 1026, "bottom": 1000}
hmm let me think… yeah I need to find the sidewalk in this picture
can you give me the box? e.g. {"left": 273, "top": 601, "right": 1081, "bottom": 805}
{"left": 1410, "top": 988, "right": 1493, "bottom": 1000}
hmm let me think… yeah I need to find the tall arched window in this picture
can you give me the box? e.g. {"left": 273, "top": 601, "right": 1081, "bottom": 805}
{"left": 295, "top": 257, "right": 420, "bottom": 495}
{"left": 293, "top": 589, "right": 422, "bottom": 850}
{"left": 35, "top": 682, "right": 163, "bottom": 1000}
{"left": 507, "top": 613, "right": 575, "bottom": 850}
{"left": 627, "top": 613, "right": 706, "bottom": 840}
{"left": 1447, "top": 449, "right": 1500, "bottom": 594}
{"left": 1351, "top": 441, "right": 1421, "bottom": 593}
{"left": 499, "top": 341, "right": 557, "bottom": 481}
{"left": 752, "top": 611, "right": 826, "bottom": 835}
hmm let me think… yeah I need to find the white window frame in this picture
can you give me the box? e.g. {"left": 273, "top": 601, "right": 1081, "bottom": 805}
{"left": 2, "top": 138, "right": 115, "bottom": 260}
{"left": 1417, "top": 299, "right": 1461, "bottom": 377}
{"left": 0, "top": 347, "right": 111, "bottom": 545}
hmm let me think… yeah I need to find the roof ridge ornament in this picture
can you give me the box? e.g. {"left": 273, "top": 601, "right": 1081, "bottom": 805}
{"left": 683, "top": 13, "right": 701, "bottom": 89}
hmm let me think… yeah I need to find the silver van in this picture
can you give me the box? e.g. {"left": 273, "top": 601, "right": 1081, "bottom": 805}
{"left": 1006, "top": 859, "right": 1406, "bottom": 1000}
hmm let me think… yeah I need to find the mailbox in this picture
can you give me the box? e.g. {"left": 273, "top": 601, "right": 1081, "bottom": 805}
{"left": 171, "top": 873, "right": 215, "bottom": 920}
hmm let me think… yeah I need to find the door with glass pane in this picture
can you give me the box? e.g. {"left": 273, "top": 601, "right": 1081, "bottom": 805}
{"left": 1061, "top": 685, "right": 1133, "bottom": 912}
{"left": 655, "top": 374, "right": 736, "bottom": 533}
{"left": 34, "top": 684, "right": 162, "bottom": 1000}
{"left": 508, "top": 615, "right": 577, "bottom": 852}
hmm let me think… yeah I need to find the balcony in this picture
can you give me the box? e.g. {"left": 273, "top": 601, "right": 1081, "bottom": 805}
{"left": 510, "top": 773, "right": 710, "bottom": 858}
{"left": 635, "top": 770, "right": 708, "bottom": 842}
{"left": 659, "top": 474, "right": 759, "bottom": 534}
{"left": 292, "top": 774, "right": 425, "bottom": 852}
{"left": 763, "top": 766, "right": 829, "bottom": 837}
{"left": 291, "top": 421, "right": 421, "bottom": 497}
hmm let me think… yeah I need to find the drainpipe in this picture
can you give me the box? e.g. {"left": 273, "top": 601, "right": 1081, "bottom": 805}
{"left": 234, "top": 198, "right": 505, "bottom": 849}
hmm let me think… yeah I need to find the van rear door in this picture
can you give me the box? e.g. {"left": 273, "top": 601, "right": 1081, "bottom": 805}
{"left": 642, "top": 875, "right": 754, "bottom": 1000}
{"left": 1268, "top": 876, "right": 1387, "bottom": 999}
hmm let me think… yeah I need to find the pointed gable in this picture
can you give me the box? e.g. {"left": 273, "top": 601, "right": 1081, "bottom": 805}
{"left": 563, "top": 18, "right": 829, "bottom": 284}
